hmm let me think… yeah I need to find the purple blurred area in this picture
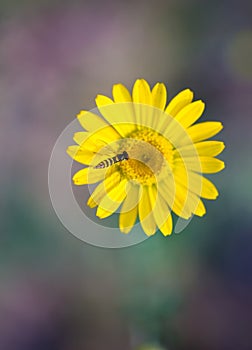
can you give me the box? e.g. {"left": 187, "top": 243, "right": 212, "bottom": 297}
{"left": 1, "top": 0, "right": 252, "bottom": 349}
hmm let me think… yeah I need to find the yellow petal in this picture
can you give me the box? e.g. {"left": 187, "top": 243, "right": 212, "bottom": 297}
{"left": 153, "top": 114, "right": 170, "bottom": 135}
{"left": 95, "top": 94, "right": 114, "bottom": 107}
{"left": 66, "top": 145, "right": 94, "bottom": 165}
{"left": 200, "top": 157, "right": 225, "bottom": 173}
{"left": 175, "top": 100, "right": 205, "bottom": 129}
{"left": 148, "top": 185, "right": 172, "bottom": 236}
{"left": 96, "top": 179, "right": 128, "bottom": 218}
{"left": 138, "top": 186, "right": 152, "bottom": 219}
{"left": 95, "top": 95, "right": 124, "bottom": 135}
{"left": 175, "top": 156, "right": 225, "bottom": 173}
{"left": 73, "top": 167, "right": 107, "bottom": 185}
{"left": 77, "top": 110, "right": 108, "bottom": 131}
{"left": 78, "top": 126, "right": 120, "bottom": 154}
{"left": 73, "top": 133, "right": 119, "bottom": 168}
{"left": 87, "top": 197, "right": 97, "bottom": 208}
{"left": 138, "top": 186, "right": 156, "bottom": 236}
{"left": 173, "top": 185, "right": 195, "bottom": 219}
{"left": 185, "top": 121, "right": 223, "bottom": 144}
{"left": 151, "top": 83, "right": 168, "bottom": 130}
{"left": 73, "top": 132, "right": 89, "bottom": 146}
{"left": 175, "top": 141, "right": 225, "bottom": 158}
{"left": 200, "top": 176, "right": 219, "bottom": 199}
{"left": 194, "top": 141, "right": 225, "bottom": 157}
{"left": 165, "top": 89, "right": 193, "bottom": 117}
{"left": 194, "top": 199, "right": 206, "bottom": 216}
{"left": 171, "top": 186, "right": 205, "bottom": 218}
{"left": 87, "top": 171, "right": 121, "bottom": 208}
{"left": 159, "top": 213, "right": 173, "bottom": 236}
{"left": 162, "top": 115, "right": 191, "bottom": 149}
{"left": 132, "top": 79, "right": 152, "bottom": 104}
{"left": 163, "top": 100, "right": 205, "bottom": 148}
{"left": 95, "top": 94, "right": 135, "bottom": 136}
{"left": 158, "top": 178, "right": 176, "bottom": 211}
{"left": 173, "top": 157, "right": 218, "bottom": 199}
{"left": 132, "top": 79, "right": 152, "bottom": 127}
{"left": 172, "top": 162, "right": 201, "bottom": 198}
{"left": 151, "top": 83, "right": 167, "bottom": 110}
{"left": 119, "top": 206, "right": 138, "bottom": 234}
{"left": 159, "top": 178, "right": 193, "bottom": 219}
{"left": 119, "top": 191, "right": 138, "bottom": 234}
{"left": 119, "top": 183, "right": 140, "bottom": 234}
{"left": 173, "top": 169, "right": 219, "bottom": 200}
{"left": 112, "top": 83, "right": 138, "bottom": 132}
{"left": 120, "top": 183, "right": 140, "bottom": 213}
{"left": 112, "top": 83, "right": 132, "bottom": 102}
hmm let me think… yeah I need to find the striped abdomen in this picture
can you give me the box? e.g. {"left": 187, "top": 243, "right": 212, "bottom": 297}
{"left": 94, "top": 151, "right": 129, "bottom": 169}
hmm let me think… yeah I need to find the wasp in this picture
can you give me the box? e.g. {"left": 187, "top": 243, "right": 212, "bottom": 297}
{"left": 93, "top": 151, "right": 129, "bottom": 169}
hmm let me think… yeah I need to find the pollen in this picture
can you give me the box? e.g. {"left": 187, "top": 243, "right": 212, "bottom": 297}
{"left": 119, "top": 127, "right": 174, "bottom": 185}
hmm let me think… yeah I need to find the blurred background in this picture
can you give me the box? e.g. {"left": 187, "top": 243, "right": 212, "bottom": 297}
{"left": 1, "top": 0, "right": 252, "bottom": 349}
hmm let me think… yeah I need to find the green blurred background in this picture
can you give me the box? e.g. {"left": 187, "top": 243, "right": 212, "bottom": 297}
{"left": 1, "top": 0, "right": 252, "bottom": 349}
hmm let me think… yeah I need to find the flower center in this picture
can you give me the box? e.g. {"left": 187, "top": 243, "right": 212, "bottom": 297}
{"left": 119, "top": 128, "right": 173, "bottom": 185}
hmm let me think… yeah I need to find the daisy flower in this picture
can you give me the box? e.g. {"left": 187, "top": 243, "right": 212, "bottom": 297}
{"left": 67, "top": 79, "right": 225, "bottom": 236}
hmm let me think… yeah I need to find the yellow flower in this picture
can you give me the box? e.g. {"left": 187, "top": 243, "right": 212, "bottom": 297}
{"left": 67, "top": 79, "right": 225, "bottom": 237}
